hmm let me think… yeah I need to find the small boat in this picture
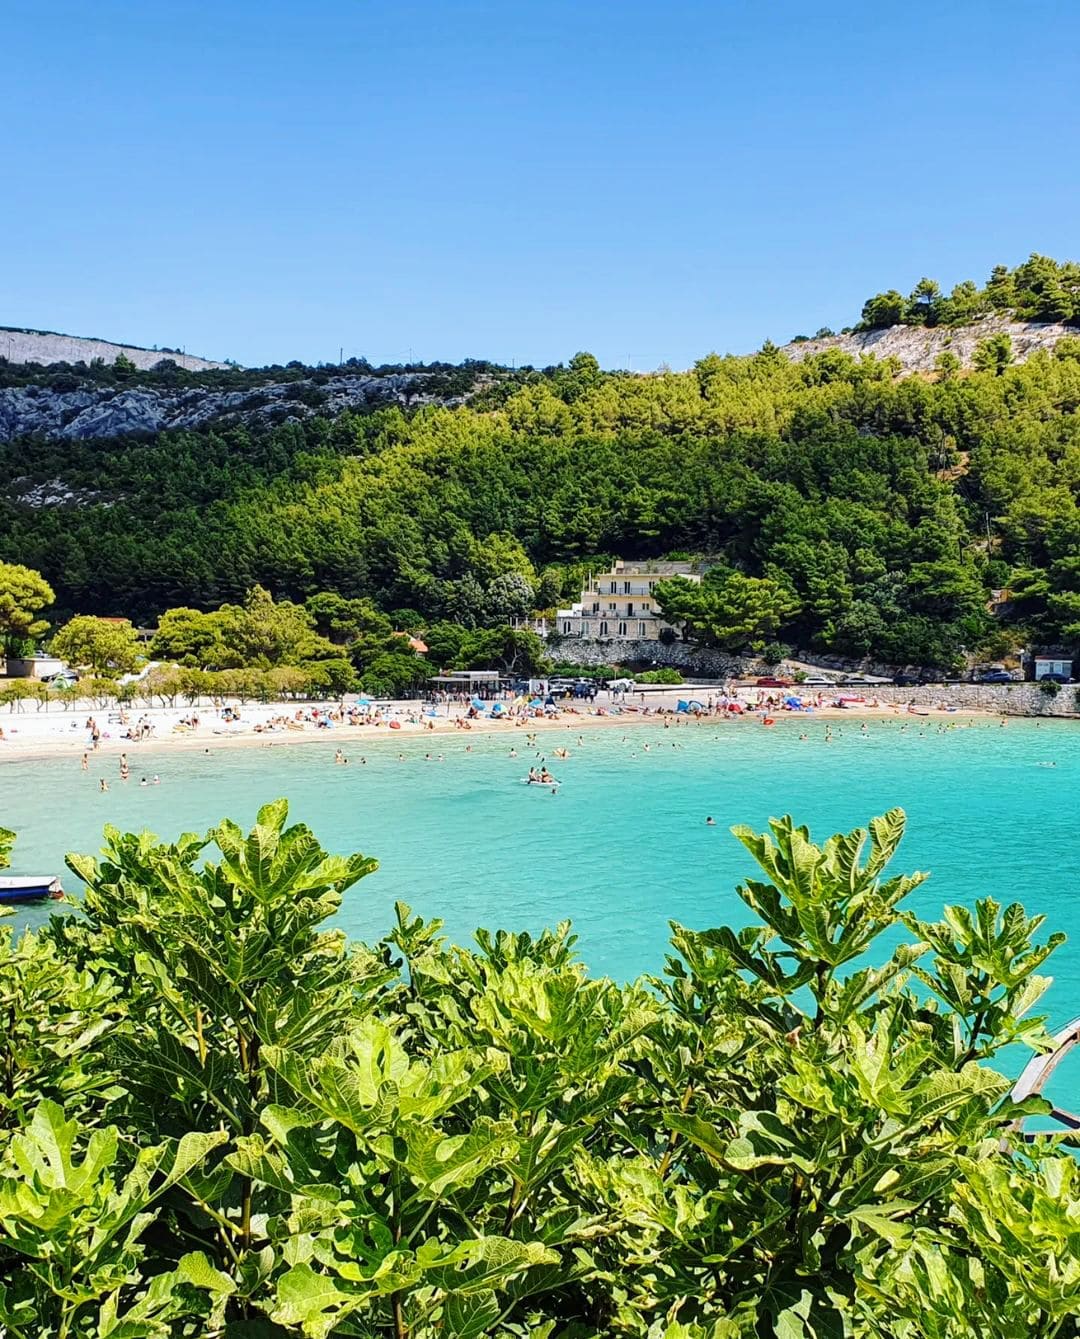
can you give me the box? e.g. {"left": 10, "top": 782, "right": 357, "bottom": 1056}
{"left": 0, "top": 876, "right": 64, "bottom": 904}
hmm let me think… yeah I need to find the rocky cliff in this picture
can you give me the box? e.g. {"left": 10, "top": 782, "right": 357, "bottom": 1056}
{"left": 0, "top": 373, "right": 474, "bottom": 443}
{"left": 0, "top": 326, "right": 228, "bottom": 372}
{"left": 780, "top": 315, "right": 1076, "bottom": 371}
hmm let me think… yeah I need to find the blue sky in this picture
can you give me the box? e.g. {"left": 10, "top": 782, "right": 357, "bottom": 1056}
{"left": 4, "top": 1, "right": 1080, "bottom": 369}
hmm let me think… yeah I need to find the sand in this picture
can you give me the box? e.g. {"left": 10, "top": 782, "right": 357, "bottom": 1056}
{"left": 0, "top": 690, "right": 986, "bottom": 764}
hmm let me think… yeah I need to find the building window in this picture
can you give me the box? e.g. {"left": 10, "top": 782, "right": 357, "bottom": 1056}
{"left": 618, "top": 621, "right": 627, "bottom": 637}
{"left": 592, "top": 602, "right": 599, "bottom": 612}
{"left": 623, "top": 581, "right": 631, "bottom": 594}
{"left": 609, "top": 602, "right": 617, "bottom": 611}
{"left": 563, "top": 621, "right": 572, "bottom": 634}
{"left": 639, "top": 621, "right": 647, "bottom": 636}
{"left": 627, "top": 603, "right": 634, "bottom": 615}
{"left": 610, "top": 581, "right": 617, "bottom": 594}
{"left": 599, "top": 621, "right": 608, "bottom": 636}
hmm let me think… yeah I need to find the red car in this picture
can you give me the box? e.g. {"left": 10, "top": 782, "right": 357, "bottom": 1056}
{"left": 756, "top": 676, "right": 794, "bottom": 688}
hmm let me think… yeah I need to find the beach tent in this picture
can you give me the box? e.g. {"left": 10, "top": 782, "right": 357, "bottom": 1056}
{"left": 784, "top": 696, "right": 803, "bottom": 708}
{"left": 676, "top": 700, "right": 690, "bottom": 714}
{"left": 528, "top": 697, "right": 543, "bottom": 708}
{"left": 471, "top": 697, "right": 487, "bottom": 711}
{"left": 687, "top": 699, "right": 705, "bottom": 711}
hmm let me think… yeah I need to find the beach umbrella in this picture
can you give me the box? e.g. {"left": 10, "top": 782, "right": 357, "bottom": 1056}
{"left": 355, "top": 695, "right": 372, "bottom": 706}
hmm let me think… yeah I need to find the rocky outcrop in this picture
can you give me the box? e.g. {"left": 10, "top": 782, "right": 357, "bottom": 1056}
{"left": 0, "top": 327, "right": 227, "bottom": 371}
{"left": 781, "top": 315, "right": 1077, "bottom": 372}
{"left": 0, "top": 374, "right": 466, "bottom": 444}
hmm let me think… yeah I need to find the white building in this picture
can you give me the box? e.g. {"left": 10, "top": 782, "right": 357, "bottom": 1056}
{"left": 555, "top": 559, "right": 702, "bottom": 641}
{"left": 1034, "top": 656, "right": 1073, "bottom": 681}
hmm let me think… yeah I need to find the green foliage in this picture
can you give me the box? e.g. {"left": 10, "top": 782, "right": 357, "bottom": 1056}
{"left": 0, "top": 803, "right": 1075, "bottom": 1336}
{"left": 973, "top": 332, "right": 1014, "bottom": 376}
{"left": 858, "top": 252, "right": 1080, "bottom": 329}
{"left": 51, "top": 615, "right": 141, "bottom": 676}
{"left": 655, "top": 571, "right": 799, "bottom": 653}
{"left": 0, "top": 561, "right": 54, "bottom": 658}
{"left": 637, "top": 667, "right": 683, "bottom": 683}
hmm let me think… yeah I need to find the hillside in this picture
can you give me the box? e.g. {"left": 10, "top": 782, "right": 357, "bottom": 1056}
{"left": 2, "top": 338, "right": 1080, "bottom": 678}
{"left": 0, "top": 325, "right": 228, "bottom": 371}
{"left": 781, "top": 314, "right": 1078, "bottom": 372}
{"left": 0, "top": 371, "right": 482, "bottom": 443}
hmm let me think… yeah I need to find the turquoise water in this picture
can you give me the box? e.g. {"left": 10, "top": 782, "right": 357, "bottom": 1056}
{"left": 3, "top": 717, "right": 1080, "bottom": 1028}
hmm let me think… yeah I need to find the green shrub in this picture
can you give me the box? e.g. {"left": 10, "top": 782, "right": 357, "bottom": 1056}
{"left": 0, "top": 803, "right": 1074, "bottom": 1336}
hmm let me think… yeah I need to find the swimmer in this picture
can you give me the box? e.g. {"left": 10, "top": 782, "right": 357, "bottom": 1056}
{"left": 81, "top": 752, "right": 89, "bottom": 771}
{"left": 99, "top": 778, "right": 109, "bottom": 792}
{"left": 509, "top": 748, "right": 518, "bottom": 758}
{"left": 152, "top": 775, "right": 160, "bottom": 785}
{"left": 334, "top": 749, "right": 345, "bottom": 764}
{"left": 706, "top": 816, "right": 716, "bottom": 826}
{"left": 140, "top": 777, "right": 148, "bottom": 786}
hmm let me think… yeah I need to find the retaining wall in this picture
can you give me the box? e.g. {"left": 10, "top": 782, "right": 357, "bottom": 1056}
{"left": 857, "top": 683, "right": 1079, "bottom": 718}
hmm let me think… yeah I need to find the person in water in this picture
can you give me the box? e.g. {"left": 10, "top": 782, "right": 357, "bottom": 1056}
{"left": 706, "top": 816, "right": 716, "bottom": 825}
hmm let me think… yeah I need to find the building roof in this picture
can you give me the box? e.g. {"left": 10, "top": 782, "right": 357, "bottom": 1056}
{"left": 607, "top": 559, "right": 699, "bottom": 575}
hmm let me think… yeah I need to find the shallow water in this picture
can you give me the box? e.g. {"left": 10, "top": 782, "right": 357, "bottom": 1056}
{"left": 2, "top": 715, "right": 1079, "bottom": 1027}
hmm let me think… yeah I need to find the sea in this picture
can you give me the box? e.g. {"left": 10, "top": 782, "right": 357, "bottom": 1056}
{"left": 3, "top": 714, "right": 1079, "bottom": 1013}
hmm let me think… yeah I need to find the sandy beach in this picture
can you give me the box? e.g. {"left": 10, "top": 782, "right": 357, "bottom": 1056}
{"left": 0, "top": 689, "right": 989, "bottom": 764}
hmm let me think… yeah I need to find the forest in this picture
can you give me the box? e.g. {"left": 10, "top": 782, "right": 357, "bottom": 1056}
{"left": 5, "top": 303, "right": 1080, "bottom": 671}
{"left": 2, "top": 802, "right": 1077, "bottom": 1338}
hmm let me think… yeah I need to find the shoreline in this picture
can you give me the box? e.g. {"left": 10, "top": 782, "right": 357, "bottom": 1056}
{"left": 0, "top": 692, "right": 1005, "bottom": 765}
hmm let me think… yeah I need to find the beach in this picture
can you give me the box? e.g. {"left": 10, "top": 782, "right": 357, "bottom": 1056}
{"left": 0, "top": 688, "right": 988, "bottom": 763}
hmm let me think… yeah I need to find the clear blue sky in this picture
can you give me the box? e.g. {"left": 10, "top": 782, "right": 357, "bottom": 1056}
{"left": 5, "top": 1, "right": 1080, "bottom": 370}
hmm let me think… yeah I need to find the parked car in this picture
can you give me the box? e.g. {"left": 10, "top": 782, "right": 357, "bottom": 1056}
{"left": 976, "top": 670, "right": 1019, "bottom": 683}
{"left": 40, "top": 669, "right": 78, "bottom": 686}
{"left": 893, "top": 674, "right": 919, "bottom": 686}
{"left": 799, "top": 675, "right": 836, "bottom": 686}
{"left": 756, "top": 676, "right": 794, "bottom": 688}
{"left": 1038, "top": 672, "right": 1071, "bottom": 684}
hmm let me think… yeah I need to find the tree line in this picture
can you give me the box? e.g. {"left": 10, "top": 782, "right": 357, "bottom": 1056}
{"left": 857, "top": 252, "right": 1080, "bottom": 330}
{"left": 0, "top": 566, "right": 552, "bottom": 704}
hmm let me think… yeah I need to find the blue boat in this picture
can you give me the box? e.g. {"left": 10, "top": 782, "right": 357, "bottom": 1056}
{"left": 0, "top": 876, "right": 63, "bottom": 904}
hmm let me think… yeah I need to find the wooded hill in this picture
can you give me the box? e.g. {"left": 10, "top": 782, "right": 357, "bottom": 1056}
{"left": 3, "top": 265, "right": 1080, "bottom": 669}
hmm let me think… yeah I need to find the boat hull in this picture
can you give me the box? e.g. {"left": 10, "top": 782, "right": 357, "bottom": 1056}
{"left": 0, "top": 877, "right": 63, "bottom": 904}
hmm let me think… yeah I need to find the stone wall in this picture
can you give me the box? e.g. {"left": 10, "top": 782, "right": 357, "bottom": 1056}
{"left": 551, "top": 637, "right": 759, "bottom": 679}
{"left": 860, "top": 683, "right": 1080, "bottom": 718}
{"left": 552, "top": 638, "right": 1080, "bottom": 717}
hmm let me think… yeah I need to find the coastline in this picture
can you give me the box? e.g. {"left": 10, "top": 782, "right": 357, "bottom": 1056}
{"left": 0, "top": 692, "right": 997, "bottom": 765}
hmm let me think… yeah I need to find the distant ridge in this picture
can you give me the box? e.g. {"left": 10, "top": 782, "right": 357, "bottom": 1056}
{"left": 0, "top": 326, "right": 230, "bottom": 372}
